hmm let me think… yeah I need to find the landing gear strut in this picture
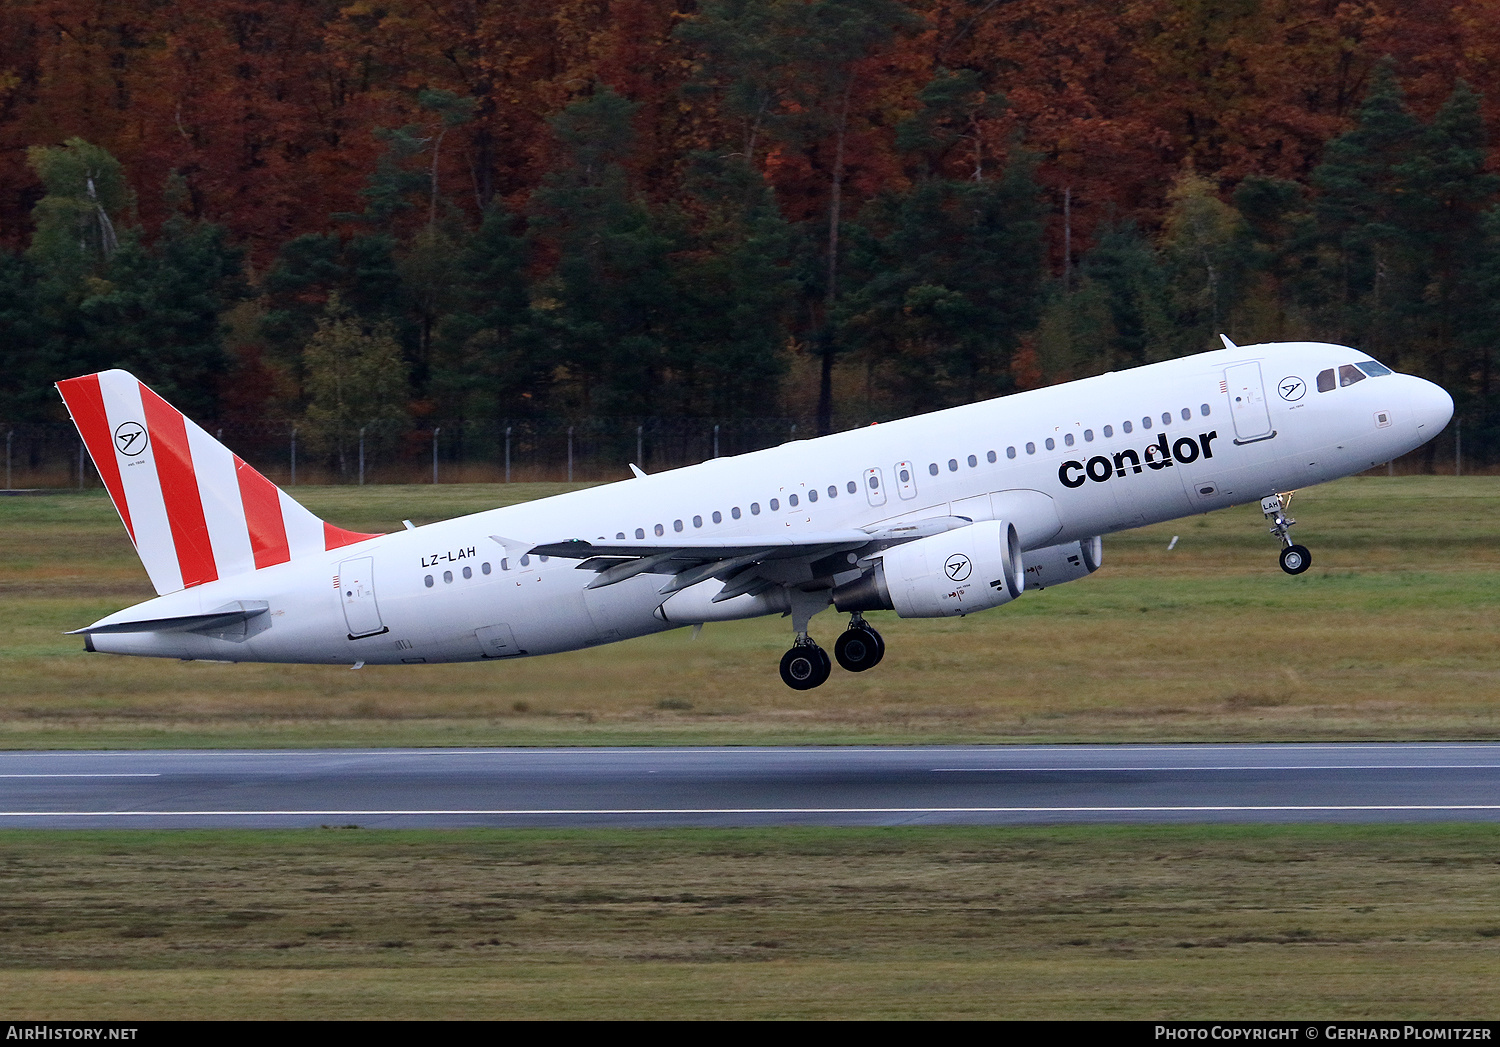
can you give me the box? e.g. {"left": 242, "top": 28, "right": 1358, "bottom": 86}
{"left": 1262, "top": 492, "right": 1312, "bottom": 575}
{"left": 834, "top": 614, "right": 885, "bottom": 673}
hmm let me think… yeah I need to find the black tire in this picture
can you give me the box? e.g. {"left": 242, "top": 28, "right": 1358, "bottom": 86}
{"left": 780, "top": 645, "right": 831, "bottom": 690}
{"left": 835, "top": 627, "right": 883, "bottom": 673}
{"left": 1279, "top": 544, "right": 1312, "bottom": 575}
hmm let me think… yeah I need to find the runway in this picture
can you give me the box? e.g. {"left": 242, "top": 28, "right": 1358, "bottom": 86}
{"left": 3, "top": 742, "right": 1500, "bottom": 828}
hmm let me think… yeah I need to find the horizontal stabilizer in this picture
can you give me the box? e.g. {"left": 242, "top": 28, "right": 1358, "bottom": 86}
{"left": 70, "top": 600, "right": 270, "bottom": 635}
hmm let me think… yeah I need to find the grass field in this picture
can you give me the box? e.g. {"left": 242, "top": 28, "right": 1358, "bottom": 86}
{"left": 2, "top": 475, "right": 1497, "bottom": 748}
{"left": 4, "top": 478, "right": 1499, "bottom": 1018}
{"left": 2, "top": 824, "right": 1498, "bottom": 1019}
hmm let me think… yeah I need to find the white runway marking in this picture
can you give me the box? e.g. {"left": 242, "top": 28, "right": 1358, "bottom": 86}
{"left": 0, "top": 773, "right": 160, "bottom": 778}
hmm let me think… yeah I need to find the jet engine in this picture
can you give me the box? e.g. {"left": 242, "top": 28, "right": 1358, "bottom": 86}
{"left": 1021, "top": 536, "right": 1102, "bottom": 591}
{"left": 832, "top": 519, "right": 1023, "bottom": 618}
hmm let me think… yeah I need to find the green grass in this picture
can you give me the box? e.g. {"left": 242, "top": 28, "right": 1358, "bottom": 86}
{"left": 3, "top": 475, "right": 1500, "bottom": 747}
{"left": 1, "top": 824, "right": 1498, "bottom": 1018}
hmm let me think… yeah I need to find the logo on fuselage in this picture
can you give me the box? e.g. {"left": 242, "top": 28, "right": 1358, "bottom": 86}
{"left": 1278, "top": 376, "right": 1306, "bottom": 402}
{"left": 1057, "top": 431, "right": 1218, "bottom": 489}
{"left": 113, "top": 421, "right": 148, "bottom": 457}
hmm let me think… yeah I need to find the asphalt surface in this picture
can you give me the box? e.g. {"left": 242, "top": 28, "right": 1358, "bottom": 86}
{"left": 2, "top": 743, "right": 1499, "bottom": 828}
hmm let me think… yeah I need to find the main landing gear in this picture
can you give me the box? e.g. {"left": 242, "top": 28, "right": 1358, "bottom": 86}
{"left": 778, "top": 612, "right": 885, "bottom": 690}
{"left": 1262, "top": 492, "right": 1312, "bottom": 575}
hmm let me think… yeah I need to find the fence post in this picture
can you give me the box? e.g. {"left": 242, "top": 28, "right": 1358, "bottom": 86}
{"left": 567, "top": 426, "right": 574, "bottom": 482}
{"left": 713, "top": 424, "right": 720, "bottom": 459}
{"left": 433, "top": 427, "right": 441, "bottom": 484}
{"left": 5, "top": 430, "right": 11, "bottom": 490}
{"left": 78, "top": 442, "right": 85, "bottom": 489}
{"left": 1455, "top": 418, "right": 1462, "bottom": 477}
{"left": 358, "top": 427, "right": 366, "bottom": 486}
{"left": 290, "top": 427, "right": 297, "bottom": 486}
{"left": 636, "top": 425, "right": 643, "bottom": 469}
{"left": 505, "top": 426, "right": 512, "bottom": 483}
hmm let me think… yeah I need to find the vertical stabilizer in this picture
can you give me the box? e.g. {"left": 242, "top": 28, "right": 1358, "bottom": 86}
{"left": 57, "top": 370, "right": 381, "bottom": 595}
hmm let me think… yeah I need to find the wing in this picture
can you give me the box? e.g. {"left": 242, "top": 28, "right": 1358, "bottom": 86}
{"left": 507, "top": 516, "right": 972, "bottom": 604}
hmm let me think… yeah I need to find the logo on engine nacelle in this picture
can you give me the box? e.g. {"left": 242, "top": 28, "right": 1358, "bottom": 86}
{"left": 944, "top": 553, "right": 972, "bottom": 581}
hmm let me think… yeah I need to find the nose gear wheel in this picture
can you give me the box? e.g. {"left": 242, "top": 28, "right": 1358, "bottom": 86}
{"left": 1262, "top": 492, "right": 1312, "bottom": 575}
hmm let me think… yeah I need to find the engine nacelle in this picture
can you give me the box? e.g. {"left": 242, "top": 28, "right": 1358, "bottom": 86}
{"left": 1022, "top": 536, "right": 1103, "bottom": 591}
{"left": 833, "top": 519, "right": 1023, "bottom": 618}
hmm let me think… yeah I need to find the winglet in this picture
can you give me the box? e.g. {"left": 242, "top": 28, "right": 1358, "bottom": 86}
{"left": 629, "top": 464, "right": 647, "bottom": 479}
{"left": 489, "top": 535, "right": 538, "bottom": 556}
{"left": 1219, "top": 333, "right": 1238, "bottom": 351}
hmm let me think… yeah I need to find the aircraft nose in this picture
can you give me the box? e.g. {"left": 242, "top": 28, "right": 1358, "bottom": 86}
{"left": 1409, "top": 377, "right": 1454, "bottom": 434}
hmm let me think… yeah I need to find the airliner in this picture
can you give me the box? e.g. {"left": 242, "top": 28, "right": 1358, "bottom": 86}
{"left": 58, "top": 338, "right": 1453, "bottom": 689}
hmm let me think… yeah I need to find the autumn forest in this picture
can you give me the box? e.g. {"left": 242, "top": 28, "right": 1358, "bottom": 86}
{"left": 3, "top": 0, "right": 1500, "bottom": 478}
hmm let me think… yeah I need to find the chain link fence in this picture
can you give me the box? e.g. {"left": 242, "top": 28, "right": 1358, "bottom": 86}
{"left": 3, "top": 412, "right": 1487, "bottom": 491}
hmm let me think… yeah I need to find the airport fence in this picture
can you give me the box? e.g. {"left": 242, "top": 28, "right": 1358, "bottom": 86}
{"left": 1, "top": 412, "right": 1490, "bottom": 491}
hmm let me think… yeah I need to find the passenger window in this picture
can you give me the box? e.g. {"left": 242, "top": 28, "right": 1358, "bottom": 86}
{"left": 1162, "top": 412, "right": 1171, "bottom": 426}
{"left": 948, "top": 459, "right": 958, "bottom": 471}
{"left": 847, "top": 481, "right": 857, "bottom": 494}
{"left": 1338, "top": 364, "right": 1365, "bottom": 387}
{"left": 807, "top": 490, "right": 817, "bottom": 502}
{"left": 968, "top": 454, "right": 977, "bottom": 467}
{"left": 733, "top": 507, "right": 743, "bottom": 519}
{"left": 482, "top": 562, "right": 491, "bottom": 575}
{"left": 1317, "top": 369, "right": 1336, "bottom": 392}
{"left": 520, "top": 555, "right": 530, "bottom": 566}
{"left": 712, "top": 511, "right": 722, "bottom": 523}
{"left": 1142, "top": 416, "right": 1152, "bottom": 430}
{"left": 444, "top": 570, "right": 453, "bottom": 583}
{"left": 1063, "top": 434, "right": 1074, "bottom": 447}
{"left": 1181, "top": 408, "right": 1191, "bottom": 421}
{"left": 693, "top": 515, "right": 702, "bottom": 528}
{"left": 1084, "top": 429, "right": 1094, "bottom": 442}
{"left": 928, "top": 463, "right": 939, "bottom": 475}
{"left": 1122, "top": 421, "right": 1132, "bottom": 434}
{"left": 769, "top": 498, "right": 780, "bottom": 511}
{"left": 616, "top": 532, "right": 625, "bottom": 540}
{"left": 900, "top": 467, "right": 911, "bottom": 482}
{"left": 501, "top": 559, "right": 510, "bottom": 571}
{"left": 1104, "top": 425, "right": 1114, "bottom": 437}
{"left": 1044, "top": 438, "right": 1055, "bottom": 451}
{"left": 751, "top": 503, "right": 761, "bottom": 514}
{"left": 463, "top": 566, "right": 472, "bottom": 579}
{"left": 987, "top": 450, "right": 997, "bottom": 462}
{"left": 674, "top": 519, "right": 683, "bottom": 532}
{"left": 635, "top": 528, "right": 645, "bottom": 539}
{"left": 1006, "top": 447, "right": 1016, "bottom": 459}
{"left": 788, "top": 494, "right": 798, "bottom": 507}
{"left": 654, "top": 524, "right": 664, "bottom": 536}
{"left": 1357, "top": 359, "right": 1393, "bottom": 377}
{"left": 868, "top": 475, "right": 879, "bottom": 489}
{"left": 424, "top": 574, "right": 433, "bottom": 588}
{"left": 828, "top": 486, "right": 837, "bottom": 498}
{"left": 1025, "top": 442, "right": 1036, "bottom": 455}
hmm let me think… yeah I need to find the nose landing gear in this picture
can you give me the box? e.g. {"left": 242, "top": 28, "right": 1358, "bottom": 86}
{"left": 1263, "top": 492, "right": 1312, "bottom": 575}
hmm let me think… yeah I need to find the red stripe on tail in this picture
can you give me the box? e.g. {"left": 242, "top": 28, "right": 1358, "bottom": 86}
{"left": 56, "top": 375, "right": 136, "bottom": 544}
{"left": 324, "top": 521, "right": 381, "bottom": 551}
{"left": 139, "top": 383, "right": 218, "bottom": 587}
{"left": 234, "top": 456, "right": 291, "bottom": 569}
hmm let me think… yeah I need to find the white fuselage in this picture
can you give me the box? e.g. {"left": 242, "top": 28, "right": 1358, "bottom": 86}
{"left": 86, "top": 343, "right": 1453, "bottom": 664}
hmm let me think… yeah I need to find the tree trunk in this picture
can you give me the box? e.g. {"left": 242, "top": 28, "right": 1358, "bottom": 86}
{"left": 816, "top": 77, "right": 854, "bottom": 437}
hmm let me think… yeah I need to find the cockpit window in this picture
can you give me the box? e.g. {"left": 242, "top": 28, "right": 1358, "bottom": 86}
{"left": 1317, "top": 369, "right": 1336, "bottom": 392}
{"left": 1338, "top": 364, "right": 1366, "bottom": 387}
{"left": 1356, "top": 359, "right": 1393, "bottom": 377}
